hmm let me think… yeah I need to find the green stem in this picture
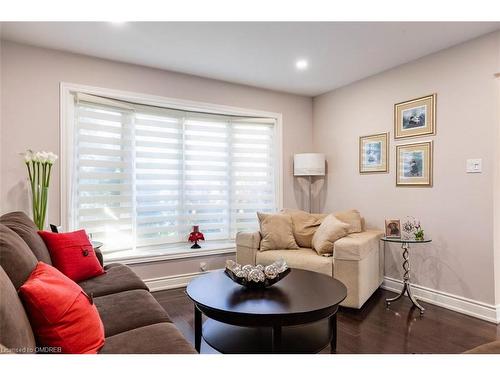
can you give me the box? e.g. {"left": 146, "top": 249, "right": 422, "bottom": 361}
{"left": 36, "top": 162, "right": 42, "bottom": 229}
{"left": 26, "top": 162, "right": 37, "bottom": 225}
{"left": 40, "top": 163, "right": 51, "bottom": 230}
{"left": 40, "top": 163, "right": 47, "bottom": 229}
{"left": 25, "top": 162, "right": 33, "bottom": 184}
{"left": 31, "top": 161, "right": 39, "bottom": 226}
{"left": 46, "top": 164, "right": 52, "bottom": 188}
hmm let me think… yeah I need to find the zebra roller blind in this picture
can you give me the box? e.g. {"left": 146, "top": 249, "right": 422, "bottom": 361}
{"left": 71, "top": 94, "right": 277, "bottom": 252}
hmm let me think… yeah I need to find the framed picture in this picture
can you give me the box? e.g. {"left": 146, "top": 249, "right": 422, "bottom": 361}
{"left": 396, "top": 141, "right": 433, "bottom": 187}
{"left": 385, "top": 219, "right": 401, "bottom": 238}
{"left": 394, "top": 94, "right": 436, "bottom": 139}
{"left": 359, "top": 133, "right": 389, "bottom": 174}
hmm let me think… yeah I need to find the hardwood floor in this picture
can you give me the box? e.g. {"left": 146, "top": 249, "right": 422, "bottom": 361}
{"left": 153, "top": 287, "right": 500, "bottom": 354}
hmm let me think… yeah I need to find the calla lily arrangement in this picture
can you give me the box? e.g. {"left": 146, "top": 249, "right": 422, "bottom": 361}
{"left": 23, "top": 150, "right": 58, "bottom": 230}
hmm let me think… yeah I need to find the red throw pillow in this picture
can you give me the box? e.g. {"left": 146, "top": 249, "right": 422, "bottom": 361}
{"left": 19, "top": 262, "right": 105, "bottom": 354}
{"left": 38, "top": 229, "right": 105, "bottom": 282}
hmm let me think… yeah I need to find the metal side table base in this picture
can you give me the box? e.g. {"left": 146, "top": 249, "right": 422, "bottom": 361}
{"left": 384, "top": 241, "right": 425, "bottom": 314}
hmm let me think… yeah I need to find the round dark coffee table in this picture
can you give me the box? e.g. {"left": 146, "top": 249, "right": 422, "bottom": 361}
{"left": 186, "top": 268, "right": 347, "bottom": 354}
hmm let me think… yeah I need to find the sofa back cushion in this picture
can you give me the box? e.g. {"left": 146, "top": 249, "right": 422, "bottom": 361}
{"left": 0, "top": 266, "right": 37, "bottom": 353}
{"left": 257, "top": 212, "right": 299, "bottom": 251}
{"left": 334, "top": 209, "right": 363, "bottom": 234}
{"left": 19, "top": 262, "right": 105, "bottom": 354}
{"left": 281, "top": 209, "right": 328, "bottom": 248}
{"left": 312, "top": 214, "right": 350, "bottom": 255}
{"left": 0, "top": 211, "right": 52, "bottom": 264}
{"left": 0, "top": 224, "right": 38, "bottom": 289}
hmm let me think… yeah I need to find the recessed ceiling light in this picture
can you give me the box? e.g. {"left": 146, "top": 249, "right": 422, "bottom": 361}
{"left": 110, "top": 21, "right": 126, "bottom": 26}
{"left": 295, "top": 59, "right": 309, "bottom": 71}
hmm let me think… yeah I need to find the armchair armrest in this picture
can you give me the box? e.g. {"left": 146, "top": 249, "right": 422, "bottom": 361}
{"left": 236, "top": 231, "right": 261, "bottom": 265}
{"left": 333, "top": 230, "right": 384, "bottom": 261}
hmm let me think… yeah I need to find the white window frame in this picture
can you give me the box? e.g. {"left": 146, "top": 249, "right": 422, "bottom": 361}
{"left": 59, "top": 82, "right": 283, "bottom": 261}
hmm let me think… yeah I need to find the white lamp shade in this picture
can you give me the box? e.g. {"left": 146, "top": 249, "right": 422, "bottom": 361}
{"left": 294, "top": 153, "right": 326, "bottom": 176}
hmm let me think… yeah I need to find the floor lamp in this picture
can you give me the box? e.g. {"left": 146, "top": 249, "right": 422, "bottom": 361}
{"left": 293, "top": 153, "right": 326, "bottom": 213}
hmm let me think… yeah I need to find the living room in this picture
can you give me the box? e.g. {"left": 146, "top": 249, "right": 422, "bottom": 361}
{"left": 1, "top": 0, "right": 500, "bottom": 371}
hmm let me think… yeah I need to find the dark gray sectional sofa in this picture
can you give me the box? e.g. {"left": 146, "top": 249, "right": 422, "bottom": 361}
{"left": 0, "top": 211, "right": 196, "bottom": 354}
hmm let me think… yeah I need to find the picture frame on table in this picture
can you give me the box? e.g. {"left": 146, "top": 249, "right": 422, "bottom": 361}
{"left": 394, "top": 94, "right": 436, "bottom": 139}
{"left": 385, "top": 219, "right": 401, "bottom": 238}
{"left": 359, "top": 132, "right": 389, "bottom": 174}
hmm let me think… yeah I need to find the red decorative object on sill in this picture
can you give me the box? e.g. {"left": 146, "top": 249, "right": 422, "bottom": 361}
{"left": 188, "top": 225, "right": 205, "bottom": 249}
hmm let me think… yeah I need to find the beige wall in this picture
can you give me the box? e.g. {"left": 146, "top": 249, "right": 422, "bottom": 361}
{"left": 313, "top": 32, "right": 500, "bottom": 305}
{"left": 2, "top": 34, "right": 500, "bottom": 305}
{"left": 0, "top": 41, "right": 313, "bottom": 221}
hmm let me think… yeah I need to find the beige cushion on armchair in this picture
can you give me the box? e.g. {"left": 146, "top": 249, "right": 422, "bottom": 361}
{"left": 280, "top": 208, "right": 362, "bottom": 246}
{"left": 257, "top": 212, "right": 299, "bottom": 251}
{"left": 334, "top": 209, "right": 363, "bottom": 234}
{"left": 280, "top": 209, "right": 327, "bottom": 248}
{"left": 256, "top": 248, "right": 333, "bottom": 277}
{"left": 312, "top": 214, "right": 350, "bottom": 255}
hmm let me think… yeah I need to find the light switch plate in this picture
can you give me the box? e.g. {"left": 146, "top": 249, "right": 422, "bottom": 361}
{"left": 466, "top": 159, "right": 482, "bottom": 173}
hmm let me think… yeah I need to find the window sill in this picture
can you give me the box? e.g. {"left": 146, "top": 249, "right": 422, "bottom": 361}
{"left": 103, "top": 240, "right": 236, "bottom": 266}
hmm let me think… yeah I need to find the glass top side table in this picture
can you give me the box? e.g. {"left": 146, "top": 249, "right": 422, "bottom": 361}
{"left": 381, "top": 237, "right": 432, "bottom": 314}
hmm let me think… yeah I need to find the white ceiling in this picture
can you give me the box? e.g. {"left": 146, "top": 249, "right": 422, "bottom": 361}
{"left": 1, "top": 22, "right": 499, "bottom": 96}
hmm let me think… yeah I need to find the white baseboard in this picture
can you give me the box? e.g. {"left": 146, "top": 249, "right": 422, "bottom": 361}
{"left": 382, "top": 276, "right": 500, "bottom": 324}
{"left": 144, "top": 271, "right": 210, "bottom": 292}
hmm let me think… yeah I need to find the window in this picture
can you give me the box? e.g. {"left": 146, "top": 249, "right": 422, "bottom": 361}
{"left": 63, "top": 89, "right": 280, "bottom": 255}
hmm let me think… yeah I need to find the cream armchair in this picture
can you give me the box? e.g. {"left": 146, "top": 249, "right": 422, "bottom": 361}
{"left": 236, "top": 229, "right": 384, "bottom": 309}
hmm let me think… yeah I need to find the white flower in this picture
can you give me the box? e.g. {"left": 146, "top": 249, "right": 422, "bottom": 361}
{"left": 41, "top": 151, "right": 49, "bottom": 163}
{"left": 24, "top": 150, "right": 58, "bottom": 164}
{"left": 46, "top": 152, "right": 58, "bottom": 164}
{"left": 36, "top": 151, "right": 50, "bottom": 163}
{"left": 23, "top": 150, "right": 34, "bottom": 163}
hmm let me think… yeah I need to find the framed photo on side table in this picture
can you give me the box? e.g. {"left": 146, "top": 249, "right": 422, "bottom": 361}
{"left": 359, "top": 132, "right": 389, "bottom": 174}
{"left": 385, "top": 219, "right": 401, "bottom": 238}
{"left": 394, "top": 94, "right": 436, "bottom": 139}
{"left": 396, "top": 141, "right": 433, "bottom": 187}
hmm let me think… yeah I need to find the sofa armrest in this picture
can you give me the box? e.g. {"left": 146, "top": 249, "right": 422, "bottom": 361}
{"left": 236, "top": 231, "right": 261, "bottom": 265}
{"left": 333, "top": 230, "right": 384, "bottom": 261}
{"left": 94, "top": 247, "right": 104, "bottom": 267}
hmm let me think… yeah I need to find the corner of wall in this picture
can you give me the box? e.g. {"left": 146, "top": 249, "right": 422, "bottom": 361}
{"left": 494, "top": 31, "right": 500, "bottom": 307}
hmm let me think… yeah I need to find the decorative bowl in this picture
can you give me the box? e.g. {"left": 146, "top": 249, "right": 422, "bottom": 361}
{"left": 224, "top": 259, "right": 291, "bottom": 289}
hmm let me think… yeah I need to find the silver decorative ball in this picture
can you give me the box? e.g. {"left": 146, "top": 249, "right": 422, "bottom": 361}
{"left": 235, "top": 270, "right": 246, "bottom": 278}
{"left": 274, "top": 259, "right": 288, "bottom": 273}
{"left": 248, "top": 268, "right": 265, "bottom": 282}
{"left": 242, "top": 265, "right": 253, "bottom": 273}
{"left": 264, "top": 264, "right": 279, "bottom": 279}
{"left": 255, "top": 264, "right": 264, "bottom": 271}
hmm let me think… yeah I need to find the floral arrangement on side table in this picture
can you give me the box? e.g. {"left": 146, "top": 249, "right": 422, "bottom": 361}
{"left": 414, "top": 223, "right": 425, "bottom": 241}
{"left": 23, "top": 150, "right": 58, "bottom": 230}
{"left": 402, "top": 216, "right": 425, "bottom": 241}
